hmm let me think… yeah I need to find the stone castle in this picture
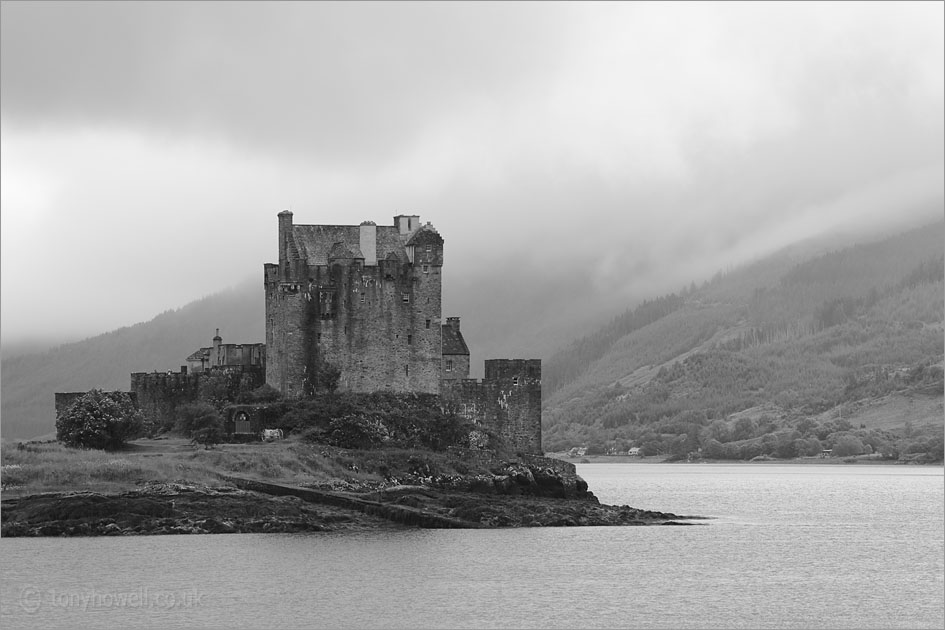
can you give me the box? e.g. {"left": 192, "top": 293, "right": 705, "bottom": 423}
{"left": 57, "top": 212, "right": 542, "bottom": 454}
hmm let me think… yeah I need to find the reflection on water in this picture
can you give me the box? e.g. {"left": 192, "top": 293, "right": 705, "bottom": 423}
{"left": 2, "top": 465, "right": 942, "bottom": 629}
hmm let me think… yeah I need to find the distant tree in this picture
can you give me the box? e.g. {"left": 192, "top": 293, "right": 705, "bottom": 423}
{"left": 702, "top": 438, "right": 726, "bottom": 459}
{"left": 732, "top": 417, "right": 756, "bottom": 441}
{"left": 56, "top": 389, "right": 143, "bottom": 450}
{"left": 832, "top": 434, "right": 866, "bottom": 457}
{"left": 794, "top": 437, "right": 824, "bottom": 457}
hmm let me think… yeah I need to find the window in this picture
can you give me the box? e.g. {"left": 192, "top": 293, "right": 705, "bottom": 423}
{"left": 446, "top": 360, "right": 453, "bottom": 372}
{"left": 317, "top": 333, "right": 322, "bottom": 342}
{"left": 360, "top": 293, "right": 365, "bottom": 303}
{"left": 402, "top": 293, "right": 410, "bottom": 303}
{"left": 407, "top": 334, "right": 412, "bottom": 345}
{"left": 422, "top": 264, "right": 430, "bottom": 274}
{"left": 512, "top": 376, "right": 519, "bottom": 386}
{"left": 425, "top": 319, "right": 431, "bottom": 329}
{"left": 405, "top": 364, "right": 409, "bottom": 377}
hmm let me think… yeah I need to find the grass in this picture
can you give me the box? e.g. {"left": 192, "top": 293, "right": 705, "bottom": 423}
{"left": 0, "top": 435, "right": 501, "bottom": 497}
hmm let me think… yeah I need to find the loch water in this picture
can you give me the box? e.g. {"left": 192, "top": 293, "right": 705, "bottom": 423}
{"left": 1, "top": 463, "right": 942, "bottom": 629}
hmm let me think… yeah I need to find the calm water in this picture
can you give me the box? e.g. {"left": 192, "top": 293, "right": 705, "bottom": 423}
{"left": 1, "top": 464, "right": 942, "bottom": 629}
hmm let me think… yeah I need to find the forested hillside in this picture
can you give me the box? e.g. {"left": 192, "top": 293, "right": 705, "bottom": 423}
{"left": 542, "top": 221, "right": 944, "bottom": 461}
{"left": 1, "top": 280, "right": 264, "bottom": 439}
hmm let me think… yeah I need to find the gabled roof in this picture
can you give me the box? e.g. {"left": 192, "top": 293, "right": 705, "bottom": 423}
{"left": 442, "top": 324, "right": 470, "bottom": 356}
{"left": 291, "top": 224, "right": 408, "bottom": 266}
{"left": 328, "top": 241, "right": 363, "bottom": 260}
{"left": 186, "top": 347, "right": 211, "bottom": 363}
{"left": 406, "top": 224, "right": 443, "bottom": 246}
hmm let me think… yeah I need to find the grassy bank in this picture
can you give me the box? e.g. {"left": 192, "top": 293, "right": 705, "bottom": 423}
{"left": 0, "top": 436, "right": 496, "bottom": 497}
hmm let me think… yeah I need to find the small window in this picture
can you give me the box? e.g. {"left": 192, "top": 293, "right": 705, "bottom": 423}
{"left": 422, "top": 264, "right": 430, "bottom": 274}
{"left": 402, "top": 293, "right": 410, "bottom": 303}
{"left": 405, "top": 364, "right": 409, "bottom": 377}
{"left": 446, "top": 360, "right": 453, "bottom": 372}
{"left": 317, "top": 333, "right": 322, "bottom": 342}
{"left": 360, "top": 293, "right": 365, "bottom": 303}
{"left": 512, "top": 376, "right": 519, "bottom": 386}
{"left": 425, "top": 319, "right": 431, "bottom": 329}
{"left": 407, "top": 334, "right": 413, "bottom": 345}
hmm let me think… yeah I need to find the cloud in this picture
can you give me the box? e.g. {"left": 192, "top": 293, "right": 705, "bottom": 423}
{"left": 1, "top": 1, "right": 943, "bottom": 346}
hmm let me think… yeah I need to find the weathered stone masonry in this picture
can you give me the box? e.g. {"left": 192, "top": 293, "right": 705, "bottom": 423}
{"left": 265, "top": 212, "right": 445, "bottom": 397}
{"left": 440, "top": 360, "right": 543, "bottom": 455}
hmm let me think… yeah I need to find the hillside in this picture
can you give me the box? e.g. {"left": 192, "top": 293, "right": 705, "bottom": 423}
{"left": 1, "top": 279, "right": 265, "bottom": 439}
{"left": 542, "top": 221, "right": 945, "bottom": 459}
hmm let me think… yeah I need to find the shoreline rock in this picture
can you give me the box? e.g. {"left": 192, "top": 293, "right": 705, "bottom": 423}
{"left": 0, "top": 454, "right": 704, "bottom": 536}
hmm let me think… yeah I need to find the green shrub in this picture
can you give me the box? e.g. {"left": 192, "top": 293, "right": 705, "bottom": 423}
{"left": 56, "top": 390, "right": 143, "bottom": 450}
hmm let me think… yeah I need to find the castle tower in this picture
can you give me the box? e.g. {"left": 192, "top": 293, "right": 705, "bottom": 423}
{"left": 264, "top": 212, "right": 444, "bottom": 397}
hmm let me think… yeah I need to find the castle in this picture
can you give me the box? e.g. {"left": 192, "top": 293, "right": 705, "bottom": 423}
{"left": 262, "top": 211, "right": 542, "bottom": 453}
{"left": 57, "top": 212, "right": 543, "bottom": 454}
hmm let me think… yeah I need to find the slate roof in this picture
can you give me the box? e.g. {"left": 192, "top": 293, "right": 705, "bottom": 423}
{"left": 291, "top": 224, "right": 408, "bottom": 266}
{"left": 186, "top": 347, "right": 211, "bottom": 363}
{"left": 441, "top": 324, "right": 470, "bottom": 356}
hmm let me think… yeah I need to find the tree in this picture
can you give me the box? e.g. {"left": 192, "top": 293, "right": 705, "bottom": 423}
{"left": 176, "top": 403, "right": 225, "bottom": 448}
{"left": 832, "top": 434, "right": 866, "bottom": 457}
{"left": 56, "top": 389, "right": 143, "bottom": 450}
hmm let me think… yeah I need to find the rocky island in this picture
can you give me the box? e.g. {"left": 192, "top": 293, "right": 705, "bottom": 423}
{"left": 1, "top": 438, "right": 697, "bottom": 536}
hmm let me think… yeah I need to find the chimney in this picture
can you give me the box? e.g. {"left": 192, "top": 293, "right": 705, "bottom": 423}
{"left": 359, "top": 220, "right": 377, "bottom": 266}
{"left": 278, "top": 210, "right": 293, "bottom": 268}
{"left": 446, "top": 317, "right": 460, "bottom": 331}
{"left": 394, "top": 214, "right": 420, "bottom": 235}
{"left": 213, "top": 329, "right": 222, "bottom": 366}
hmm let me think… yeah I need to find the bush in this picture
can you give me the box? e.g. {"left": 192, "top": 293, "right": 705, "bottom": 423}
{"left": 175, "top": 403, "right": 224, "bottom": 448}
{"left": 327, "top": 414, "right": 390, "bottom": 449}
{"left": 56, "top": 390, "right": 143, "bottom": 450}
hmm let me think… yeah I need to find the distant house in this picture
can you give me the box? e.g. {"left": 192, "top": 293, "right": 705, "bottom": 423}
{"left": 628, "top": 447, "right": 642, "bottom": 457}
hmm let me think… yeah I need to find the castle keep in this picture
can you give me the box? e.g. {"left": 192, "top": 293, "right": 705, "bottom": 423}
{"left": 264, "top": 212, "right": 460, "bottom": 396}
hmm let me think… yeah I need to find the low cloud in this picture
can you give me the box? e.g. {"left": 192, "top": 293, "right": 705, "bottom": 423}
{"left": 2, "top": 2, "right": 942, "bottom": 346}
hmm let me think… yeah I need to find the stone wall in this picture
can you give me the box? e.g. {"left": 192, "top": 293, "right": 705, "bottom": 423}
{"left": 130, "top": 371, "right": 202, "bottom": 428}
{"left": 440, "top": 359, "right": 543, "bottom": 455}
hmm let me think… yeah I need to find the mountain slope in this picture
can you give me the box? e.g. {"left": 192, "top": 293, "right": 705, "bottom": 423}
{"left": 1, "top": 279, "right": 265, "bottom": 439}
{"left": 542, "top": 221, "right": 945, "bottom": 456}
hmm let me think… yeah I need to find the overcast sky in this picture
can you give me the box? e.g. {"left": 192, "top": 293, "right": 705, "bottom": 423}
{"left": 2, "top": 1, "right": 943, "bottom": 347}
